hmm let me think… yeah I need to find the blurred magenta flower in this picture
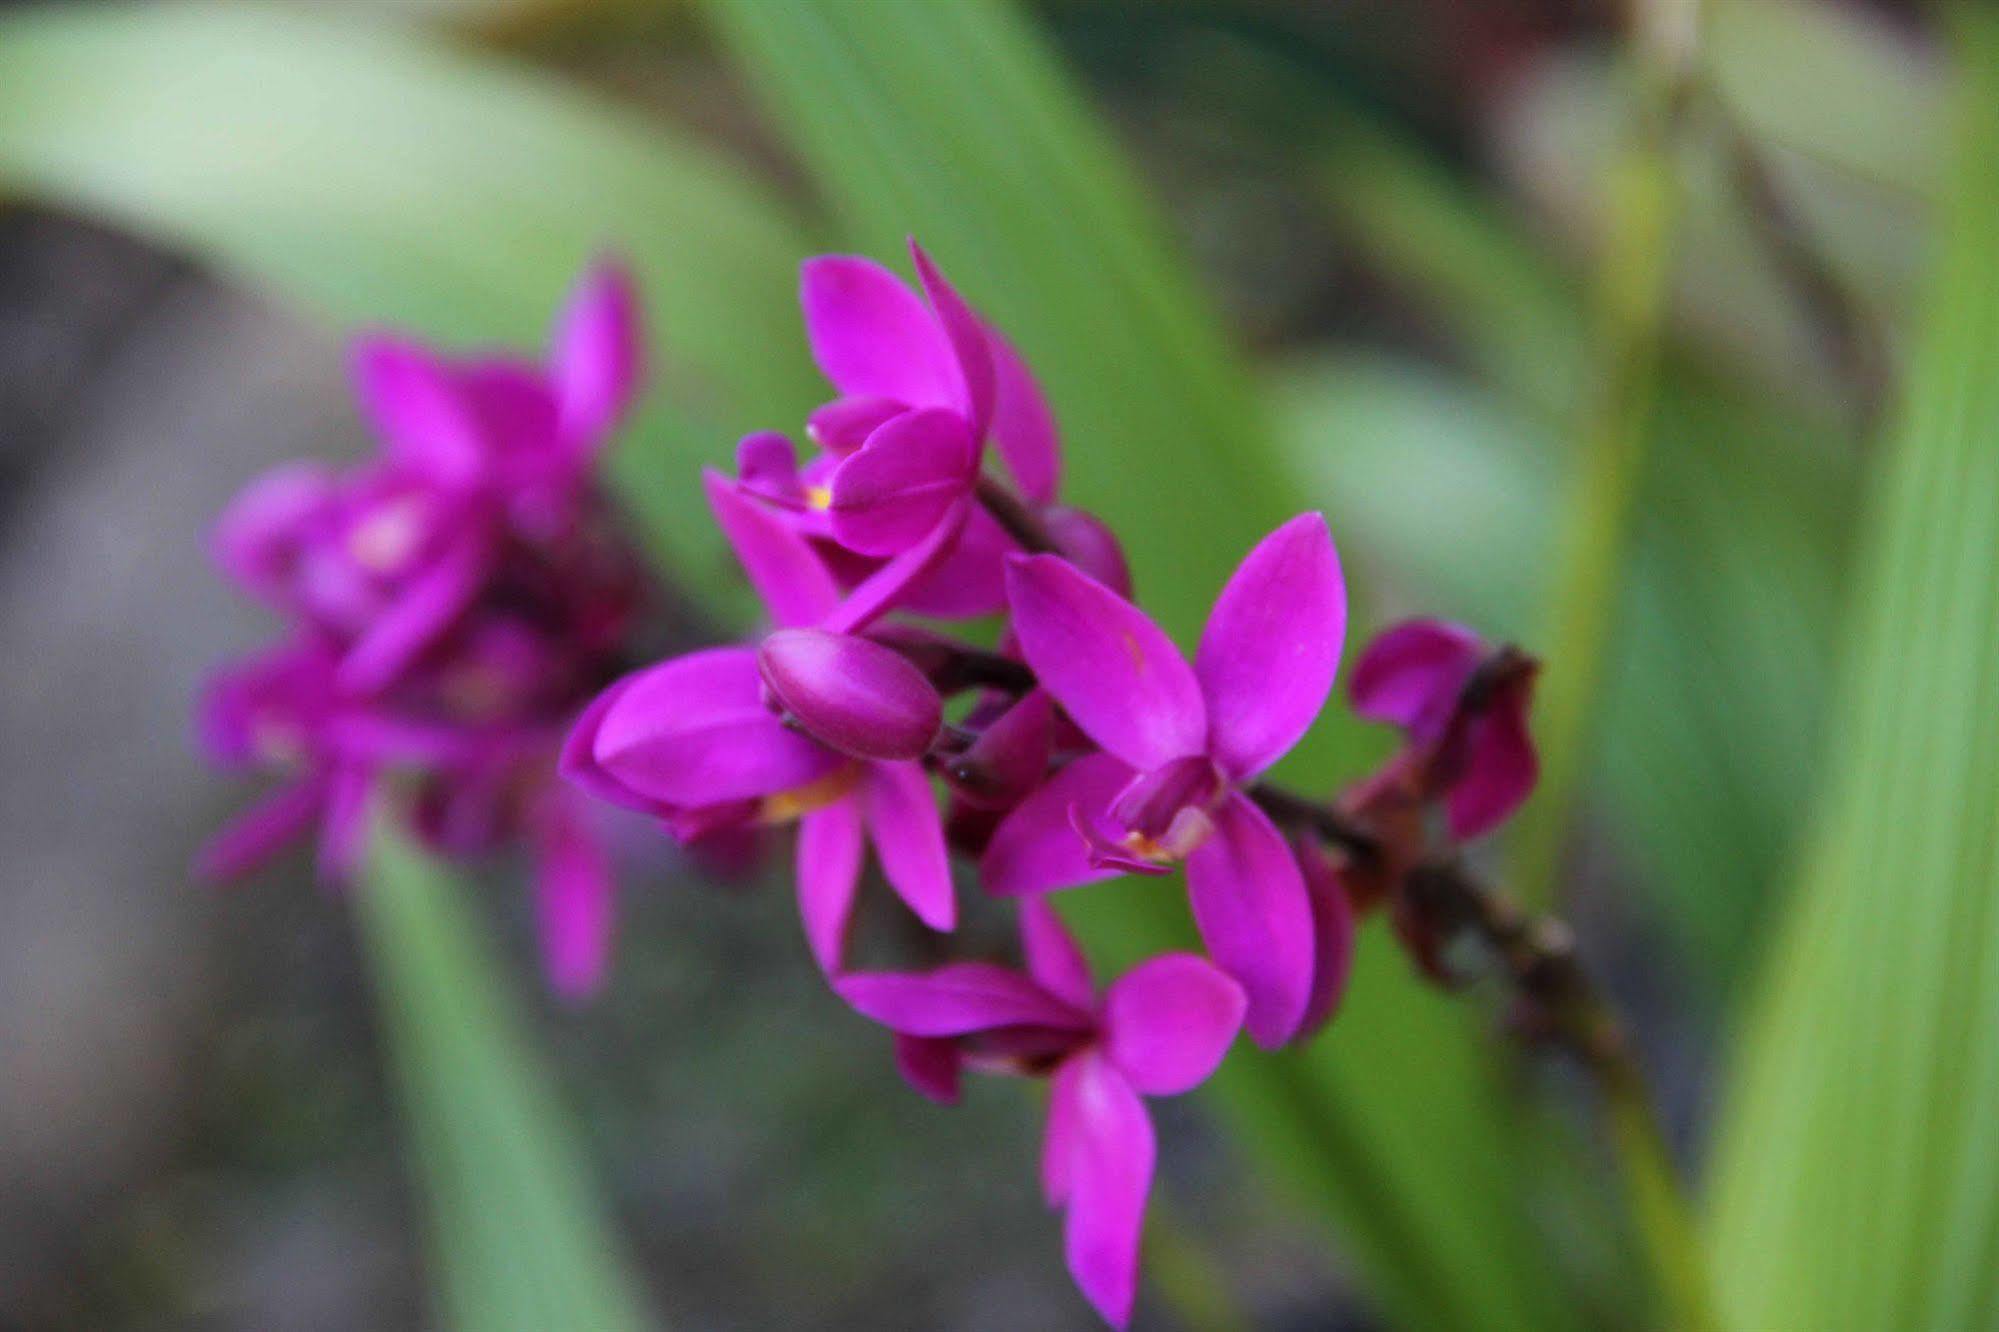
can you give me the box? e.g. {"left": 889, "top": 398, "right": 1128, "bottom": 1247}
{"left": 199, "top": 259, "right": 650, "bottom": 999}
{"left": 982, "top": 514, "right": 1346, "bottom": 1046}
{"left": 1348, "top": 617, "right": 1539, "bottom": 840}
{"left": 837, "top": 900, "right": 1245, "bottom": 1328}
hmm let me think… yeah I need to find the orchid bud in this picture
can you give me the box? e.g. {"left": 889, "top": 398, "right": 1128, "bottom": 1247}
{"left": 757, "top": 628, "right": 943, "bottom": 762}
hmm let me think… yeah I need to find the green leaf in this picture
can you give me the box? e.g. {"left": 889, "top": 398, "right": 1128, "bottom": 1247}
{"left": 1707, "top": 14, "right": 1999, "bottom": 1329}
{"left": 0, "top": 1, "right": 822, "bottom": 593}
{"left": 360, "top": 829, "right": 652, "bottom": 1331}
{"left": 697, "top": 2, "right": 1581, "bottom": 1328}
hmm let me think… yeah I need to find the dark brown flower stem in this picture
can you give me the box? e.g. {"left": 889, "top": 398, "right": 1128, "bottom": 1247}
{"left": 975, "top": 475, "right": 1060, "bottom": 554}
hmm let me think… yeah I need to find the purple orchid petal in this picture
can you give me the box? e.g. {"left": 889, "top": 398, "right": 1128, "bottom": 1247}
{"left": 1448, "top": 690, "right": 1539, "bottom": 840}
{"left": 316, "top": 762, "right": 374, "bottom": 884}
{"left": 985, "top": 325, "right": 1059, "bottom": 503}
{"left": 899, "top": 502, "right": 1012, "bottom": 618}
{"left": 1184, "top": 790, "right": 1316, "bottom": 1048}
{"left": 894, "top": 1033, "right": 963, "bottom": 1104}
{"left": 1004, "top": 554, "right": 1207, "bottom": 772}
{"left": 758, "top": 628, "right": 943, "bottom": 763}
{"left": 193, "top": 778, "right": 328, "bottom": 883}
{"left": 531, "top": 794, "right": 616, "bottom": 1001}
{"left": 908, "top": 240, "right": 997, "bottom": 436}
{"left": 981, "top": 751, "right": 1137, "bottom": 897}
{"left": 349, "top": 336, "right": 487, "bottom": 486}
{"left": 1042, "top": 1054, "right": 1080, "bottom": 1205}
{"left": 593, "top": 647, "right": 840, "bottom": 806}
{"left": 1071, "top": 805, "right": 1178, "bottom": 878}
{"left": 1295, "top": 836, "right": 1356, "bottom": 1038}
{"left": 560, "top": 674, "right": 677, "bottom": 817}
{"left": 703, "top": 469, "right": 841, "bottom": 628}
{"left": 945, "top": 688, "right": 1054, "bottom": 809}
{"left": 736, "top": 431, "right": 805, "bottom": 506}
{"left": 822, "top": 499, "right": 969, "bottom": 635}
{"left": 1052, "top": 1051, "right": 1155, "bottom": 1329}
{"left": 550, "top": 258, "right": 642, "bottom": 452}
{"left": 827, "top": 408, "right": 979, "bottom": 557}
{"left": 797, "top": 799, "right": 865, "bottom": 974}
{"left": 1019, "top": 898, "right": 1097, "bottom": 1011}
{"left": 807, "top": 396, "right": 906, "bottom": 456}
{"left": 800, "top": 255, "right": 958, "bottom": 407}
{"left": 837, "top": 962, "right": 1092, "bottom": 1035}
{"left": 212, "top": 462, "right": 337, "bottom": 604}
{"left": 458, "top": 361, "right": 559, "bottom": 476}
{"left": 862, "top": 760, "right": 956, "bottom": 932}
{"left": 1106, "top": 755, "right": 1225, "bottom": 845}
{"left": 1347, "top": 617, "right": 1484, "bottom": 735}
{"left": 1103, "top": 954, "right": 1246, "bottom": 1096}
{"left": 338, "top": 531, "right": 489, "bottom": 695}
{"left": 1196, "top": 513, "right": 1346, "bottom": 781}
{"left": 1042, "top": 506, "right": 1132, "bottom": 599}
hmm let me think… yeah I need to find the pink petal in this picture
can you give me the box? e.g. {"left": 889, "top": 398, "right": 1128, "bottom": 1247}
{"left": 908, "top": 240, "right": 996, "bottom": 436}
{"left": 702, "top": 469, "right": 841, "bottom": 628}
{"left": 1043, "top": 506, "right": 1131, "bottom": 599}
{"left": 894, "top": 1033, "right": 963, "bottom": 1104}
{"left": 985, "top": 325, "right": 1059, "bottom": 503}
{"left": 1448, "top": 693, "right": 1539, "bottom": 840}
{"left": 827, "top": 408, "right": 979, "bottom": 556}
{"left": 807, "top": 396, "right": 905, "bottom": 456}
{"left": 1184, "top": 791, "right": 1316, "bottom": 1048}
{"left": 532, "top": 795, "right": 616, "bottom": 1001}
{"left": 211, "top": 462, "right": 337, "bottom": 604}
{"left": 559, "top": 674, "right": 677, "bottom": 817}
{"left": 316, "top": 763, "right": 374, "bottom": 883}
{"left": 593, "top": 647, "right": 840, "bottom": 806}
{"left": 836, "top": 962, "right": 1092, "bottom": 1035}
{"left": 898, "top": 501, "right": 1012, "bottom": 618}
{"left": 822, "top": 500, "right": 969, "bottom": 635}
{"left": 349, "top": 336, "right": 486, "bottom": 485}
{"left": 758, "top": 628, "right": 943, "bottom": 762}
{"left": 945, "top": 688, "right": 1054, "bottom": 810}
{"left": 550, "top": 258, "right": 643, "bottom": 451}
{"left": 1019, "top": 898, "right": 1096, "bottom": 1010}
{"left": 735, "top": 431, "right": 804, "bottom": 506}
{"left": 1347, "top": 617, "right": 1484, "bottom": 735}
{"left": 862, "top": 760, "right": 956, "bottom": 931}
{"left": 981, "top": 751, "right": 1136, "bottom": 897}
{"left": 1004, "top": 554, "right": 1207, "bottom": 772}
{"left": 1196, "top": 513, "right": 1346, "bottom": 781}
{"left": 800, "top": 254, "right": 958, "bottom": 407}
{"left": 1295, "top": 836, "right": 1356, "bottom": 1038}
{"left": 797, "top": 799, "right": 865, "bottom": 974}
{"left": 1052, "top": 1052, "right": 1155, "bottom": 1329}
{"left": 337, "top": 531, "right": 488, "bottom": 695}
{"left": 1103, "top": 954, "right": 1246, "bottom": 1095}
{"left": 194, "top": 778, "right": 327, "bottom": 883}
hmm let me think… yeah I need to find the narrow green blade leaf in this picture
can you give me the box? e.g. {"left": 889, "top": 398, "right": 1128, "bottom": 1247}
{"left": 698, "top": 3, "right": 1579, "bottom": 1327}
{"left": 1708, "top": 14, "right": 1999, "bottom": 1329}
{"left": 0, "top": 1, "right": 821, "bottom": 589}
{"left": 360, "top": 830, "right": 652, "bottom": 1332}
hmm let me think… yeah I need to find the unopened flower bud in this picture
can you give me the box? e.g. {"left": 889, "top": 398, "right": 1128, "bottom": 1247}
{"left": 757, "top": 628, "right": 943, "bottom": 762}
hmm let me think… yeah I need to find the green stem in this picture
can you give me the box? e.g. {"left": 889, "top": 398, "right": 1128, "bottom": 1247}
{"left": 1604, "top": 1067, "right": 1719, "bottom": 1332}
{"left": 1510, "top": 0, "right": 1704, "bottom": 908}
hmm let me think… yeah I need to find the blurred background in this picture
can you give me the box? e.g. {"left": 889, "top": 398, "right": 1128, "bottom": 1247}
{"left": 0, "top": 0, "right": 1954, "bottom": 1328}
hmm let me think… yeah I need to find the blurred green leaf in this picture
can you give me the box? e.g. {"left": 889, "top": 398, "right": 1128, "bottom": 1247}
{"left": 698, "top": 2, "right": 1584, "bottom": 1328}
{"left": 1309, "top": 125, "right": 1852, "bottom": 996}
{"left": 0, "top": 1, "right": 821, "bottom": 590}
{"left": 1707, "top": 14, "right": 1999, "bottom": 1330}
{"left": 360, "top": 830, "right": 652, "bottom": 1331}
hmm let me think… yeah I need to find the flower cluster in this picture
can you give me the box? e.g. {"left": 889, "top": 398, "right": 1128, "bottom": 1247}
{"left": 198, "top": 263, "right": 651, "bottom": 998}
{"left": 559, "top": 241, "right": 1539, "bottom": 1325}
{"left": 199, "top": 238, "right": 1542, "bottom": 1327}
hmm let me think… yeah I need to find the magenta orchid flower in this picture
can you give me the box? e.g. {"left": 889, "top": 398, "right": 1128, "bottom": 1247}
{"left": 200, "top": 260, "right": 651, "bottom": 1000}
{"left": 980, "top": 514, "right": 1346, "bottom": 1046}
{"left": 838, "top": 900, "right": 1245, "bottom": 1328}
{"left": 562, "top": 471, "right": 957, "bottom": 973}
{"left": 1348, "top": 617, "right": 1538, "bottom": 839}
